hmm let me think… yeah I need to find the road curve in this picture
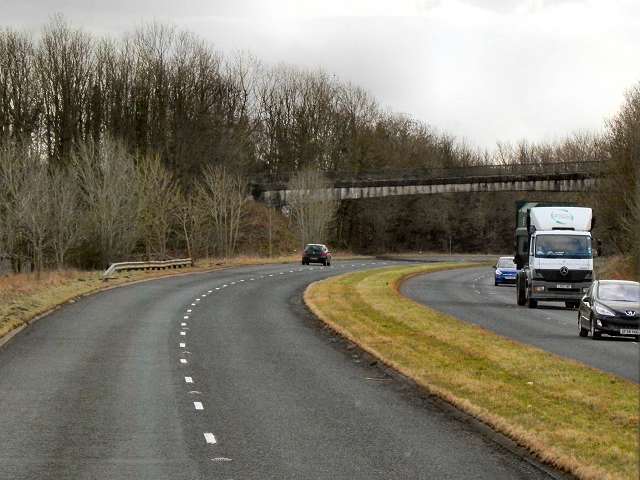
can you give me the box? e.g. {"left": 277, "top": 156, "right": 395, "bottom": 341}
{"left": 401, "top": 265, "right": 640, "bottom": 383}
{"left": 0, "top": 261, "right": 558, "bottom": 479}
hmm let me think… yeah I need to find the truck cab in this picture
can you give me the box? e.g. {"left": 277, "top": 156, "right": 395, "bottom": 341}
{"left": 515, "top": 203, "right": 599, "bottom": 309}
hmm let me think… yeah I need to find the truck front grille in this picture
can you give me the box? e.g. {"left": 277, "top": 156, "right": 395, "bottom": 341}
{"left": 539, "top": 270, "right": 590, "bottom": 283}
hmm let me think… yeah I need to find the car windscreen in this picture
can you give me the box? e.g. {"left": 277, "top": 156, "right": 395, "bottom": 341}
{"left": 534, "top": 235, "right": 591, "bottom": 259}
{"left": 598, "top": 284, "right": 640, "bottom": 302}
{"left": 497, "top": 258, "right": 516, "bottom": 268}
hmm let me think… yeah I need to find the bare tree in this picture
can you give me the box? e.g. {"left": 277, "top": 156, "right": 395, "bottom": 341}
{"left": 0, "top": 27, "right": 41, "bottom": 141}
{"left": 196, "top": 166, "right": 250, "bottom": 257}
{"left": 287, "top": 168, "right": 336, "bottom": 247}
{"left": 49, "top": 166, "right": 83, "bottom": 269}
{"left": 602, "top": 82, "right": 640, "bottom": 267}
{"left": 73, "top": 136, "right": 138, "bottom": 266}
{"left": 0, "top": 140, "right": 52, "bottom": 274}
{"left": 36, "top": 14, "right": 94, "bottom": 166}
{"left": 137, "top": 154, "right": 180, "bottom": 258}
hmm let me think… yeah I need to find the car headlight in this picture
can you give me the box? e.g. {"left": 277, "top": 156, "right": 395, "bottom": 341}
{"left": 594, "top": 304, "right": 615, "bottom": 316}
{"left": 495, "top": 269, "right": 502, "bottom": 275}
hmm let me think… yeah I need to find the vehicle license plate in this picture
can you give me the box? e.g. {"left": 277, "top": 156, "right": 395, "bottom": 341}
{"left": 556, "top": 284, "right": 572, "bottom": 289}
{"left": 620, "top": 329, "right": 640, "bottom": 335}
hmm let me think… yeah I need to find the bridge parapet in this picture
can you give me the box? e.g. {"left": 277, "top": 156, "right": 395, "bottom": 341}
{"left": 247, "top": 161, "right": 602, "bottom": 186}
{"left": 249, "top": 162, "right": 602, "bottom": 207}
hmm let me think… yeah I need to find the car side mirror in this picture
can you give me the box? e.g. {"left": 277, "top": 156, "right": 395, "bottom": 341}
{"left": 492, "top": 266, "right": 496, "bottom": 269}
{"left": 581, "top": 295, "right": 589, "bottom": 305}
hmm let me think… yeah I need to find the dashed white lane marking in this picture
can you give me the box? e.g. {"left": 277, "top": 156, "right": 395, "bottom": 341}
{"left": 177, "top": 262, "right": 390, "bottom": 453}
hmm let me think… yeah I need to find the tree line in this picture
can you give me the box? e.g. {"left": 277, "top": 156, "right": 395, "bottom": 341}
{"left": 0, "top": 16, "right": 637, "bottom": 273}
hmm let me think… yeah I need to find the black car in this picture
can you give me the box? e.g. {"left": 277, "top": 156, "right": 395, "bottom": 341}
{"left": 578, "top": 280, "right": 640, "bottom": 339}
{"left": 302, "top": 244, "right": 331, "bottom": 266}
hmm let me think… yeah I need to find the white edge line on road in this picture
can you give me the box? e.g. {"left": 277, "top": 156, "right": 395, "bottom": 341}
{"left": 185, "top": 376, "right": 193, "bottom": 383}
{"left": 180, "top": 359, "right": 187, "bottom": 364}
{"left": 194, "top": 402, "right": 203, "bottom": 410}
{"left": 204, "top": 433, "right": 217, "bottom": 444}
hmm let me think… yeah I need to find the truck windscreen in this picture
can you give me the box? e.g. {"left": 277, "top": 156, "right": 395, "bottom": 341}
{"left": 534, "top": 235, "right": 592, "bottom": 259}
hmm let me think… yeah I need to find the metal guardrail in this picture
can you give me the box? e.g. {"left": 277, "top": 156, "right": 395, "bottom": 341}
{"left": 103, "top": 258, "right": 194, "bottom": 276}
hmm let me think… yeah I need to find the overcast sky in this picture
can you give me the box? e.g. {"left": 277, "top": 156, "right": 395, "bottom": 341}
{"left": 3, "top": 0, "right": 639, "bottom": 150}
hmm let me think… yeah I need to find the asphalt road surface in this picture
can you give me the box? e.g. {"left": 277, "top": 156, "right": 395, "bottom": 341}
{"left": 401, "top": 265, "right": 640, "bottom": 384}
{"left": 0, "top": 261, "right": 560, "bottom": 479}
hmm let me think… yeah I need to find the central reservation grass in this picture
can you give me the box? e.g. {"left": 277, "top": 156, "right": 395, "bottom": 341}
{"left": 304, "top": 263, "right": 639, "bottom": 480}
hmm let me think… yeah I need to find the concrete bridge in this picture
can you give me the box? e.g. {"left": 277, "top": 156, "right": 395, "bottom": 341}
{"left": 249, "top": 161, "right": 601, "bottom": 207}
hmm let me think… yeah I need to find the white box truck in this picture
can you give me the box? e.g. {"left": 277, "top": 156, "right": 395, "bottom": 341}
{"left": 514, "top": 202, "right": 601, "bottom": 308}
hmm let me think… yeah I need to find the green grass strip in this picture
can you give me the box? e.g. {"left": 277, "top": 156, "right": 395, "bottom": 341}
{"left": 304, "top": 264, "right": 639, "bottom": 480}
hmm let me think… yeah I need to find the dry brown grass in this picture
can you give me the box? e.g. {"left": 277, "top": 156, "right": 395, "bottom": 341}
{"left": 305, "top": 264, "right": 640, "bottom": 480}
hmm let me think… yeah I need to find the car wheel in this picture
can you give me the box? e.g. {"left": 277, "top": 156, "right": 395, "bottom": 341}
{"left": 578, "top": 314, "right": 588, "bottom": 337}
{"left": 589, "top": 316, "right": 600, "bottom": 340}
{"left": 495, "top": 280, "right": 499, "bottom": 286}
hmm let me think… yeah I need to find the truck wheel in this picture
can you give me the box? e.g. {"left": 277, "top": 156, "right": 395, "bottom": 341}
{"left": 527, "top": 294, "right": 537, "bottom": 308}
{"left": 516, "top": 274, "right": 527, "bottom": 306}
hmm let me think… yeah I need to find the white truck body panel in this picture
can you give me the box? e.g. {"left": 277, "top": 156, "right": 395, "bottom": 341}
{"left": 532, "top": 257, "right": 593, "bottom": 271}
{"left": 529, "top": 207, "right": 592, "bottom": 232}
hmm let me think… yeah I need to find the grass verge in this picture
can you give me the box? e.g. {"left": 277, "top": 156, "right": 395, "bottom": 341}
{"left": 304, "top": 263, "right": 639, "bottom": 480}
